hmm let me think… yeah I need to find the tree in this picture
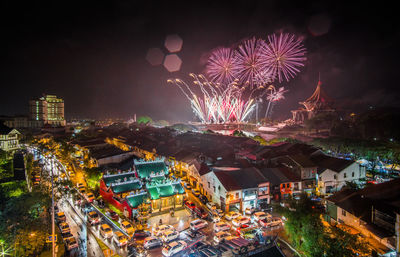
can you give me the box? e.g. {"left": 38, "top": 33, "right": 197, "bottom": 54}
{"left": 277, "top": 194, "right": 370, "bottom": 257}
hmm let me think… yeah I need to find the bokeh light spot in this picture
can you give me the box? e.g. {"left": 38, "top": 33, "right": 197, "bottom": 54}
{"left": 163, "top": 54, "right": 182, "bottom": 72}
{"left": 146, "top": 48, "right": 164, "bottom": 66}
{"left": 164, "top": 34, "right": 183, "bottom": 53}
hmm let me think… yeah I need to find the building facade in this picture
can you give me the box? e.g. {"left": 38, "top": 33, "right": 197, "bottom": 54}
{"left": 29, "top": 95, "right": 66, "bottom": 126}
{"left": 0, "top": 124, "right": 21, "bottom": 152}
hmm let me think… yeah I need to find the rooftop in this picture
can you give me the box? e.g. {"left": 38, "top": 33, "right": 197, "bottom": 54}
{"left": 213, "top": 167, "right": 267, "bottom": 191}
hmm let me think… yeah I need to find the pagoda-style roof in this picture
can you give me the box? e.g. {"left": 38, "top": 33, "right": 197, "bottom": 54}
{"left": 134, "top": 159, "right": 169, "bottom": 179}
{"left": 300, "top": 80, "right": 333, "bottom": 111}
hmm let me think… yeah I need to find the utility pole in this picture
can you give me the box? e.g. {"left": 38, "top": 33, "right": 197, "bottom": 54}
{"left": 256, "top": 99, "right": 258, "bottom": 125}
{"left": 51, "top": 156, "right": 56, "bottom": 257}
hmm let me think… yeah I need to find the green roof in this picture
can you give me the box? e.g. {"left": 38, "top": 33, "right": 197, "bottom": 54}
{"left": 103, "top": 172, "right": 137, "bottom": 187}
{"left": 126, "top": 193, "right": 148, "bottom": 208}
{"left": 146, "top": 182, "right": 185, "bottom": 200}
{"left": 135, "top": 161, "right": 168, "bottom": 179}
{"left": 111, "top": 181, "right": 142, "bottom": 194}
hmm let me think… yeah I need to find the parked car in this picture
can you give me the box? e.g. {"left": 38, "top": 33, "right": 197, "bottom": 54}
{"left": 78, "top": 187, "right": 86, "bottom": 194}
{"left": 192, "top": 189, "right": 200, "bottom": 197}
{"left": 185, "top": 229, "right": 204, "bottom": 240}
{"left": 161, "top": 230, "right": 180, "bottom": 243}
{"left": 190, "top": 219, "right": 208, "bottom": 230}
{"left": 65, "top": 237, "right": 78, "bottom": 250}
{"left": 143, "top": 237, "right": 163, "bottom": 249}
{"left": 113, "top": 231, "right": 128, "bottom": 247}
{"left": 214, "top": 231, "right": 231, "bottom": 244}
{"left": 100, "top": 224, "right": 113, "bottom": 239}
{"left": 59, "top": 222, "right": 70, "bottom": 233}
{"left": 244, "top": 207, "right": 255, "bottom": 215}
{"left": 214, "top": 222, "right": 231, "bottom": 232}
{"left": 61, "top": 231, "right": 73, "bottom": 240}
{"left": 237, "top": 225, "right": 258, "bottom": 240}
{"left": 252, "top": 211, "right": 271, "bottom": 222}
{"left": 162, "top": 240, "right": 187, "bottom": 257}
{"left": 194, "top": 207, "right": 208, "bottom": 219}
{"left": 152, "top": 224, "right": 174, "bottom": 237}
{"left": 121, "top": 221, "right": 134, "bottom": 235}
{"left": 259, "top": 217, "right": 282, "bottom": 228}
{"left": 85, "top": 192, "right": 95, "bottom": 203}
{"left": 184, "top": 201, "right": 196, "bottom": 210}
{"left": 210, "top": 212, "right": 220, "bottom": 223}
{"left": 215, "top": 209, "right": 224, "bottom": 217}
{"left": 106, "top": 210, "right": 119, "bottom": 221}
{"left": 56, "top": 212, "right": 66, "bottom": 222}
{"left": 206, "top": 202, "right": 217, "bottom": 210}
{"left": 133, "top": 229, "right": 151, "bottom": 238}
{"left": 87, "top": 211, "right": 101, "bottom": 225}
{"left": 225, "top": 211, "right": 240, "bottom": 221}
{"left": 232, "top": 216, "right": 251, "bottom": 227}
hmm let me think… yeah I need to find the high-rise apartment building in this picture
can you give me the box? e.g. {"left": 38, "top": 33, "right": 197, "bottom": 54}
{"left": 29, "top": 95, "right": 66, "bottom": 126}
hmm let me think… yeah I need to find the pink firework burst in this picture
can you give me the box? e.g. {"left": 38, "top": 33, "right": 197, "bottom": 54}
{"left": 260, "top": 33, "right": 307, "bottom": 83}
{"left": 233, "top": 38, "right": 267, "bottom": 87}
{"left": 206, "top": 47, "right": 238, "bottom": 84}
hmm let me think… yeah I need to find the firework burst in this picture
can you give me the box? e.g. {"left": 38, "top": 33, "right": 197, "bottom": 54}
{"left": 233, "top": 38, "right": 267, "bottom": 87}
{"left": 206, "top": 47, "right": 238, "bottom": 84}
{"left": 260, "top": 33, "right": 307, "bottom": 83}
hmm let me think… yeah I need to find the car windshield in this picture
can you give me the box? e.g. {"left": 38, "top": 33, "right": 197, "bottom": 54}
{"left": 125, "top": 224, "right": 132, "bottom": 228}
{"left": 69, "top": 238, "right": 77, "bottom": 244}
{"left": 118, "top": 235, "right": 125, "bottom": 240}
{"left": 90, "top": 213, "right": 98, "bottom": 218}
{"left": 193, "top": 221, "right": 202, "bottom": 225}
{"left": 104, "top": 227, "right": 111, "bottom": 232}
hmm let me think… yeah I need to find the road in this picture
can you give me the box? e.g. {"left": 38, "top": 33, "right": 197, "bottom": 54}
{"left": 28, "top": 146, "right": 104, "bottom": 257}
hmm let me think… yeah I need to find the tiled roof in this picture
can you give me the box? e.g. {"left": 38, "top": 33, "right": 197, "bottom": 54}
{"left": 134, "top": 160, "right": 168, "bottom": 179}
{"left": 111, "top": 181, "right": 142, "bottom": 194}
{"left": 258, "top": 167, "right": 301, "bottom": 185}
{"left": 90, "top": 145, "right": 127, "bottom": 159}
{"left": 103, "top": 171, "right": 136, "bottom": 187}
{"left": 126, "top": 193, "right": 148, "bottom": 208}
{"left": 147, "top": 182, "right": 184, "bottom": 200}
{"left": 213, "top": 167, "right": 267, "bottom": 191}
{"left": 311, "top": 154, "right": 354, "bottom": 173}
{"left": 287, "top": 154, "right": 316, "bottom": 168}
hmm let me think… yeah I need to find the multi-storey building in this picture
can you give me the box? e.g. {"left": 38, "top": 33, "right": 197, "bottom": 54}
{"left": 29, "top": 95, "right": 66, "bottom": 126}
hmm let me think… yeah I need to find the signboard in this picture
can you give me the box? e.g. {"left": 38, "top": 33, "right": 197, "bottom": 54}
{"left": 46, "top": 235, "right": 57, "bottom": 243}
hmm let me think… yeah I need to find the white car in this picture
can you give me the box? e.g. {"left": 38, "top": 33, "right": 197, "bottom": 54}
{"left": 161, "top": 230, "right": 180, "bottom": 243}
{"left": 225, "top": 211, "right": 240, "bottom": 221}
{"left": 65, "top": 237, "right": 78, "bottom": 250}
{"left": 213, "top": 231, "right": 231, "bottom": 244}
{"left": 232, "top": 216, "right": 251, "bottom": 227}
{"left": 152, "top": 224, "right": 174, "bottom": 237}
{"left": 259, "top": 217, "right": 282, "bottom": 228}
{"left": 214, "top": 222, "right": 231, "bottom": 232}
{"left": 190, "top": 219, "right": 208, "bottom": 230}
{"left": 162, "top": 240, "right": 187, "bottom": 257}
{"left": 253, "top": 211, "right": 271, "bottom": 222}
{"left": 206, "top": 202, "right": 217, "bottom": 210}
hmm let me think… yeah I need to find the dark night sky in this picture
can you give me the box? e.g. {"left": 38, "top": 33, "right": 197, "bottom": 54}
{"left": 1, "top": 0, "right": 399, "bottom": 122}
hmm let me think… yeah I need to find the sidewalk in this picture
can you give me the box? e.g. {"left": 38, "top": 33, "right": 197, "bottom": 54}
{"left": 147, "top": 209, "right": 195, "bottom": 232}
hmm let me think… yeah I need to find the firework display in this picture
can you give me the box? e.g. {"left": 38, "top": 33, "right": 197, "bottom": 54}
{"left": 260, "top": 33, "right": 307, "bottom": 83}
{"left": 170, "top": 33, "right": 306, "bottom": 123}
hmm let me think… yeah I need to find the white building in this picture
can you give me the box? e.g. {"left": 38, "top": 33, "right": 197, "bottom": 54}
{"left": 0, "top": 123, "right": 21, "bottom": 152}
{"left": 312, "top": 155, "right": 366, "bottom": 194}
{"left": 201, "top": 167, "right": 268, "bottom": 212}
